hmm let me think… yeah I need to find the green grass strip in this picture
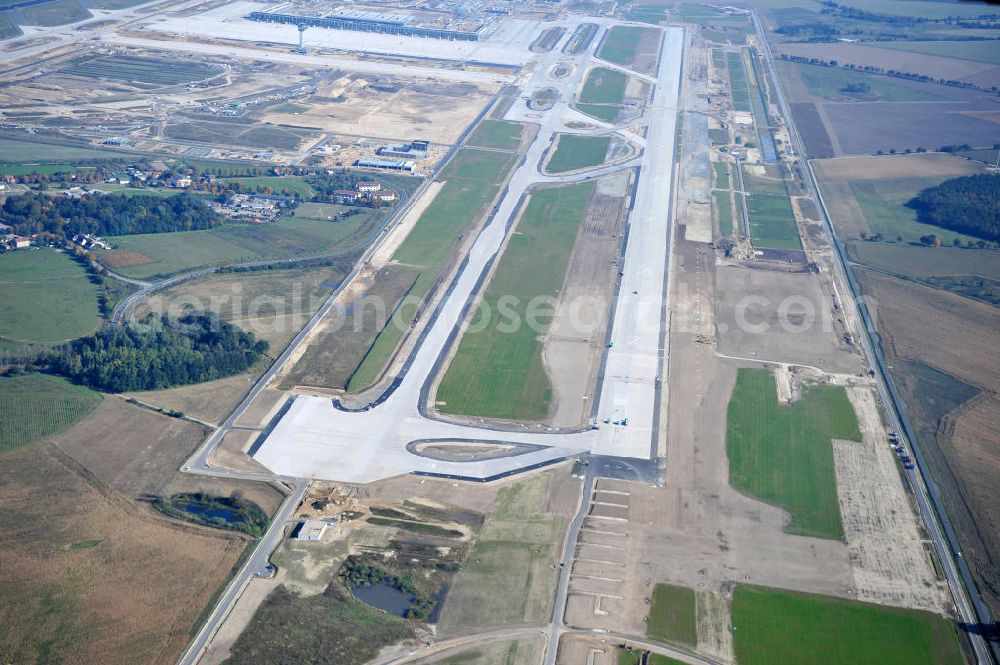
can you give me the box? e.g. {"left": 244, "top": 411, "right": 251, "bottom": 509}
{"left": 647, "top": 583, "right": 697, "bottom": 646}
{"left": 436, "top": 182, "right": 594, "bottom": 420}
{"left": 727, "top": 368, "right": 861, "bottom": 540}
{"left": 733, "top": 585, "right": 964, "bottom": 665}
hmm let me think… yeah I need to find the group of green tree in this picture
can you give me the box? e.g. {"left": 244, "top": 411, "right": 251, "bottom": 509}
{"left": 909, "top": 173, "right": 1000, "bottom": 243}
{"left": 42, "top": 312, "right": 268, "bottom": 392}
{"left": 0, "top": 191, "right": 220, "bottom": 239}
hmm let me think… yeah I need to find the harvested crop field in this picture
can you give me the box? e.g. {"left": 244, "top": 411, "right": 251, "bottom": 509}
{"left": 853, "top": 267, "right": 1000, "bottom": 616}
{"left": 0, "top": 441, "right": 248, "bottom": 665}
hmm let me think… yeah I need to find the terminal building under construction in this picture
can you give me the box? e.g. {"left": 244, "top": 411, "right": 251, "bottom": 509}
{"left": 247, "top": 3, "right": 494, "bottom": 41}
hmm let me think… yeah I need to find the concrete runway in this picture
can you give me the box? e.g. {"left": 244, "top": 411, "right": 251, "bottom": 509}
{"left": 252, "top": 22, "right": 685, "bottom": 484}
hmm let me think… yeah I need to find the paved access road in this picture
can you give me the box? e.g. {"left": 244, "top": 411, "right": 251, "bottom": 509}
{"left": 752, "top": 12, "right": 996, "bottom": 665}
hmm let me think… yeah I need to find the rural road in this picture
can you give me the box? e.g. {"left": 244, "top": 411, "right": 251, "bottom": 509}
{"left": 175, "top": 480, "right": 308, "bottom": 665}
{"left": 753, "top": 12, "right": 997, "bottom": 664}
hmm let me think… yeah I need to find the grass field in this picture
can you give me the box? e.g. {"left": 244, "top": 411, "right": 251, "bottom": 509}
{"left": 727, "top": 368, "right": 861, "bottom": 540}
{"left": 747, "top": 194, "right": 801, "bottom": 250}
{"left": 714, "top": 161, "right": 730, "bottom": 190}
{"left": 99, "top": 213, "right": 378, "bottom": 278}
{"left": 0, "top": 439, "right": 249, "bottom": 665}
{"left": 0, "top": 248, "right": 101, "bottom": 343}
{"left": 580, "top": 67, "right": 629, "bottom": 104}
{"left": 732, "top": 585, "right": 964, "bottom": 665}
{"left": 793, "top": 62, "right": 943, "bottom": 102}
{"left": 438, "top": 476, "right": 566, "bottom": 633}
{"left": 647, "top": 583, "right": 697, "bottom": 647}
{"left": 220, "top": 176, "right": 317, "bottom": 198}
{"left": 21, "top": 0, "right": 90, "bottom": 26}
{"left": 576, "top": 103, "right": 621, "bottom": 123}
{"left": 598, "top": 25, "right": 648, "bottom": 66}
{"left": 714, "top": 190, "right": 735, "bottom": 236}
{"left": 466, "top": 120, "right": 524, "bottom": 151}
{"left": 0, "top": 13, "right": 22, "bottom": 39}
{"left": 727, "top": 51, "right": 752, "bottom": 113}
{"left": 0, "top": 375, "right": 101, "bottom": 451}
{"left": 436, "top": 182, "right": 594, "bottom": 421}
{"left": 624, "top": 4, "right": 668, "bottom": 24}
{"left": 742, "top": 165, "right": 788, "bottom": 197}
{"left": 546, "top": 134, "right": 611, "bottom": 173}
{"left": 848, "top": 178, "right": 981, "bottom": 244}
{"left": 846, "top": 241, "right": 1000, "bottom": 281}
{"left": 0, "top": 137, "right": 135, "bottom": 163}
{"left": 67, "top": 55, "right": 220, "bottom": 85}
{"left": 347, "top": 148, "right": 518, "bottom": 391}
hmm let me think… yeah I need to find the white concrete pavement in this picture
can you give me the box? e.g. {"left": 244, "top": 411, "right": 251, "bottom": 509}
{"left": 252, "top": 24, "right": 685, "bottom": 483}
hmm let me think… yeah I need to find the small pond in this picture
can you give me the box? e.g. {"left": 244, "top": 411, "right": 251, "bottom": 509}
{"left": 184, "top": 502, "right": 239, "bottom": 523}
{"left": 352, "top": 581, "right": 415, "bottom": 617}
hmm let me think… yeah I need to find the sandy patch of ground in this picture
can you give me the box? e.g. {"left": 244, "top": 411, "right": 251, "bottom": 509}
{"left": 209, "top": 430, "right": 272, "bottom": 474}
{"left": 836, "top": 387, "right": 950, "bottom": 613}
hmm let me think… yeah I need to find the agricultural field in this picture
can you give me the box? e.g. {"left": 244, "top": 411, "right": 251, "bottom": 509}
{"left": 746, "top": 194, "right": 801, "bottom": 250}
{"left": 646, "top": 583, "right": 697, "bottom": 647}
{"left": 0, "top": 439, "right": 250, "bottom": 665}
{"left": 64, "top": 55, "right": 221, "bottom": 85}
{"left": 852, "top": 266, "right": 1000, "bottom": 617}
{"left": 21, "top": 0, "right": 90, "bottom": 26}
{"left": 97, "top": 212, "right": 380, "bottom": 279}
{"left": 466, "top": 120, "right": 524, "bottom": 151}
{"left": 438, "top": 475, "right": 568, "bottom": 633}
{"left": 846, "top": 241, "right": 1000, "bottom": 280}
{"left": 727, "top": 368, "right": 861, "bottom": 540}
{"left": 0, "top": 375, "right": 101, "bottom": 452}
{"left": 731, "top": 586, "right": 964, "bottom": 665}
{"left": 348, "top": 148, "right": 518, "bottom": 391}
{"left": 813, "top": 153, "right": 987, "bottom": 240}
{"left": 436, "top": 182, "right": 594, "bottom": 421}
{"left": 791, "top": 62, "right": 942, "bottom": 102}
{"left": 0, "top": 248, "right": 102, "bottom": 343}
{"left": 545, "top": 134, "right": 611, "bottom": 173}
{"left": 742, "top": 164, "right": 788, "bottom": 196}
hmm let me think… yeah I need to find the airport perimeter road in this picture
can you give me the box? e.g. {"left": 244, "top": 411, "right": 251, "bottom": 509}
{"left": 752, "top": 13, "right": 996, "bottom": 665}
{"left": 176, "top": 481, "right": 308, "bottom": 665}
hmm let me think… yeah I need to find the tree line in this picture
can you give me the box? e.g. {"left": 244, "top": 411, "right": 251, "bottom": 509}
{"left": 42, "top": 312, "right": 268, "bottom": 392}
{"left": 0, "top": 192, "right": 221, "bottom": 240}
{"left": 909, "top": 174, "right": 1000, "bottom": 243}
